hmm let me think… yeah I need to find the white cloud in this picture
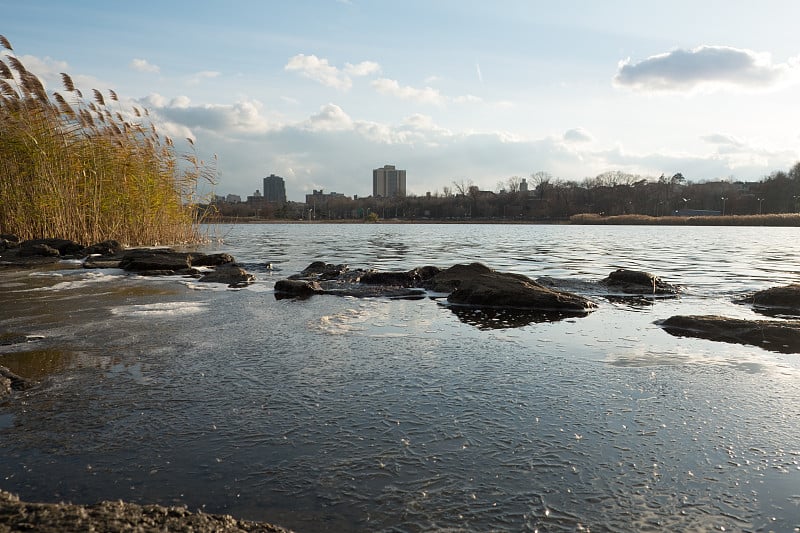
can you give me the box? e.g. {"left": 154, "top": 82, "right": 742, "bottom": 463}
{"left": 371, "top": 77, "right": 445, "bottom": 105}
{"left": 188, "top": 70, "right": 221, "bottom": 85}
{"left": 613, "top": 45, "right": 800, "bottom": 93}
{"left": 563, "top": 127, "right": 593, "bottom": 143}
{"left": 142, "top": 94, "right": 272, "bottom": 134}
{"left": 344, "top": 60, "right": 381, "bottom": 76}
{"left": 130, "top": 58, "right": 160, "bottom": 74}
{"left": 304, "top": 103, "right": 354, "bottom": 132}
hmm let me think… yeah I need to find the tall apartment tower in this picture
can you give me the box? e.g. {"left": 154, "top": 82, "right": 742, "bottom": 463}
{"left": 372, "top": 165, "right": 406, "bottom": 197}
{"left": 263, "top": 174, "right": 287, "bottom": 203}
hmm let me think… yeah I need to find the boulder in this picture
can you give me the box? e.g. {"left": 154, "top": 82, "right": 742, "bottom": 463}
{"left": 118, "top": 249, "right": 194, "bottom": 274}
{"left": 600, "top": 268, "right": 679, "bottom": 295}
{"left": 432, "top": 263, "right": 596, "bottom": 312}
{"left": 360, "top": 266, "right": 440, "bottom": 287}
{"left": 737, "top": 284, "right": 800, "bottom": 315}
{"left": 17, "top": 243, "right": 61, "bottom": 258}
{"left": 657, "top": 315, "right": 800, "bottom": 354}
{"left": 190, "top": 252, "right": 235, "bottom": 267}
{"left": 198, "top": 263, "right": 256, "bottom": 287}
{"left": 80, "top": 239, "right": 124, "bottom": 257}
{"left": 274, "top": 279, "right": 323, "bottom": 297}
{"left": 20, "top": 238, "right": 84, "bottom": 256}
{"left": 293, "top": 261, "right": 349, "bottom": 280}
{"left": 0, "top": 234, "right": 19, "bottom": 250}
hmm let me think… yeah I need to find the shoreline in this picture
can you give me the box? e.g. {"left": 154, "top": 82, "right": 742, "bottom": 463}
{"left": 204, "top": 213, "right": 800, "bottom": 227}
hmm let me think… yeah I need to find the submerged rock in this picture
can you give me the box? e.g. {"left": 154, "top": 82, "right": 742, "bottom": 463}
{"left": 0, "top": 489, "right": 293, "bottom": 532}
{"left": 600, "top": 268, "right": 679, "bottom": 295}
{"left": 657, "top": 315, "right": 800, "bottom": 354}
{"left": 737, "top": 284, "right": 800, "bottom": 316}
{"left": 0, "top": 366, "right": 34, "bottom": 398}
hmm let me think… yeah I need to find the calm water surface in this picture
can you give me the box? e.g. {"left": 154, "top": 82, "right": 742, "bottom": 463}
{"left": 1, "top": 224, "right": 800, "bottom": 532}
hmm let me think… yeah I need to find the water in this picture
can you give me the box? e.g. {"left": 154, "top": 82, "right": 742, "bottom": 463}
{"left": 1, "top": 224, "right": 800, "bottom": 532}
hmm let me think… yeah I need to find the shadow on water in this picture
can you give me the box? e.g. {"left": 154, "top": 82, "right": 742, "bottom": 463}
{"left": 443, "top": 304, "right": 590, "bottom": 329}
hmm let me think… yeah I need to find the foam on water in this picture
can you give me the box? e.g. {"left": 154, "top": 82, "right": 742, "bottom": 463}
{"left": 110, "top": 301, "right": 208, "bottom": 317}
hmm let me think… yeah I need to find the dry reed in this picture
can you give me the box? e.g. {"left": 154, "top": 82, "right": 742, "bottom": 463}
{"left": 0, "top": 35, "right": 215, "bottom": 245}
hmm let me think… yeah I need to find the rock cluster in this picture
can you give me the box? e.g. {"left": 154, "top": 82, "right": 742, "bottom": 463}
{"left": 275, "top": 261, "right": 597, "bottom": 314}
{"left": 0, "top": 236, "right": 255, "bottom": 288}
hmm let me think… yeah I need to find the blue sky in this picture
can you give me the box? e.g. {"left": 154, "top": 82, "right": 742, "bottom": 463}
{"left": 4, "top": 1, "right": 800, "bottom": 201}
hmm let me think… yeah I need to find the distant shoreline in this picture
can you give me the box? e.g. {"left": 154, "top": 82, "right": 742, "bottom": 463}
{"left": 204, "top": 213, "right": 800, "bottom": 227}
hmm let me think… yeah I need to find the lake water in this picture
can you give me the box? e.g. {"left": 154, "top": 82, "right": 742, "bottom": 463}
{"left": 1, "top": 223, "right": 800, "bottom": 532}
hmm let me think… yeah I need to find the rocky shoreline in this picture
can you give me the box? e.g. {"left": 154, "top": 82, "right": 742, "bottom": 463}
{"left": 0, "top": 489, "right": 292, "bottom": 532}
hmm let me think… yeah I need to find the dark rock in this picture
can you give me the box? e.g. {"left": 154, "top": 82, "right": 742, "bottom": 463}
{"left": 81, "top": 239, "right": 124, "bottom": 257}
{"left": 294, "top": 261, "right": 348, "bottom": 280}
{"left": 0, "top": 234, "right": 19, "bottom": 250}
{"left": 83, "top": 256, "right": 123, "bottom": 269}
{"left": 17, "top": 243, "right": 61, "bottom": 257}
{"left": 433, "top": 263, "right": 596, "bottom": 312}
{"left": 657, "top": 315, "right": 800, "bottom": 354}
{"left": 118, "top": 249, "right": 193, "bottom": 274}
{"left": 737, "top": 284, "right": 800, "bottom": 316}
{"left": 198, "top": 263, "right": 256, "bottom": 287}
{"left": 275, "top": 279, "right": 323, "bottom": 297}
{"left": 191, "top": 252, "right": 235, "bottom": 267}
{"left": 21, "top": 238, "right": 84, "bottom": 256}
{"left": 360, "top": 266, "right": 440, "bottom": 287}
{"left": 600, "top": 268, "right": 679, "bottom": 295}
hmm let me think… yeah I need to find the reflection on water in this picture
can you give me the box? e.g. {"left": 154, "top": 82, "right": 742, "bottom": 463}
{"left": 445, "top": 303, "right": 590, "bottom": 329}
{"left": 0, "top": 349, "right": 78, "bottom": 380}
{"left": 2, "top": 224, "right": 800, "bottom": 532}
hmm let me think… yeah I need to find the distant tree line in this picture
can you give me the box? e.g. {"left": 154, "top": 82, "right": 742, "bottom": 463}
{"left": 208, "top": 163, "right": 800, "bottom": 221}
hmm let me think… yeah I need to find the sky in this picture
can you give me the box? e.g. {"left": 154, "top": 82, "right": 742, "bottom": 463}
{"left": 3, "top": 1, "right": 800, "bottom": 201}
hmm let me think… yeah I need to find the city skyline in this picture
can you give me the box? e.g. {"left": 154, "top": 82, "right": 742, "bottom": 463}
{"left": 4, "top": 2, "right": 800, "bottom": 201}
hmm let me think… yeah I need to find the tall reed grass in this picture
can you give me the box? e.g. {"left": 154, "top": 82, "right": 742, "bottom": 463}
{"left": 0, "top": 35, "right": 215, "bottom": 245}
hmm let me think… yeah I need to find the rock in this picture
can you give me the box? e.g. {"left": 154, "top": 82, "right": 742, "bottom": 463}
{"left": 600, "top": 268, "right": 679, "bottom": 295}
{"left": 293, "top": 261, "right": 348, "bottom": 280}
{"left": 17, "top": 243, "right": 61, "bottom": 257}
{"left": 274, "top": 279, "right": 323, "bottom": 297}
{"left": 198, "top": 263, "right": 256, "bottom": 287}
{"left": 118, "top": 249, "right": 194, "bottom": 274}
{"left": 0, "top": 234, "right": 19, "bottom": 250}
{"left": 20, "top": 238, "right": 84, "bottom": 257}
{"left": 657, "top": 315, "right": 800, "bottom": 354}
{"left": 82, "top": 256, "right": 123, "bottom": 269}
{"left": 0, "top": 366, "right": 34, "bottom": 398}
{"left": 0, "top": 489, "right": 293, "bottom": 532}
{"left": 430, "top": 263, "right": 596, "bottom": 312}
{"left": 360, "top": 266, "right": 440, "bottom": 287}
{"left": 80, "top": 239, "right": 124, "bottom": 257}
{"left": 737, "top": 284, "right": 800, "bottom": 315}
{"left": 191, "top": 252, "right": 235, "bottom": 267}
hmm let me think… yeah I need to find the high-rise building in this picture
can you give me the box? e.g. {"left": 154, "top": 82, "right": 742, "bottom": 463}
{"left": 372, "top": 165, "right": 406, "bottom": 198}
{"left": 263, "top": 174, "right": 287, "bottom": 203}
